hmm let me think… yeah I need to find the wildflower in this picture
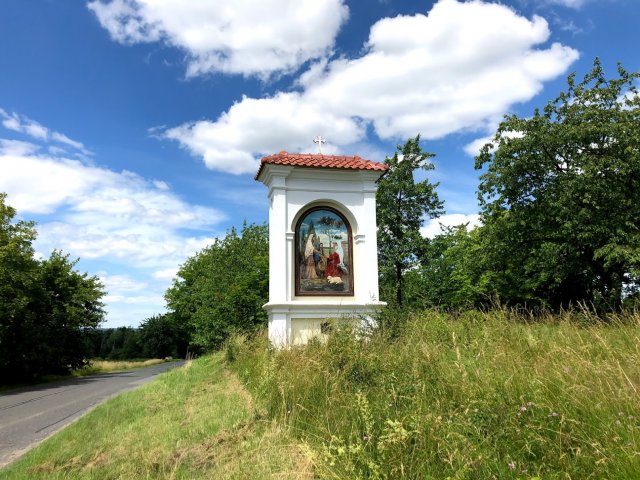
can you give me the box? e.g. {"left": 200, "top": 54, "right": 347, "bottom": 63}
{"left": 519, "top": 405, "right": 527, "bottom": 412}
{"left": 508, "top": 462, "right": 516, "bottom": 470}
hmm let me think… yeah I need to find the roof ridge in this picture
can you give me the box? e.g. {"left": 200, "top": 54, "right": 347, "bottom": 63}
{"left": 255, "top": 151, "right": 388, "bottom": 180}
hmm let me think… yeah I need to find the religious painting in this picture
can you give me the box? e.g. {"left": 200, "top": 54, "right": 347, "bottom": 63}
{"left": 295, "top": 206, "right": 353, "bottom": 296}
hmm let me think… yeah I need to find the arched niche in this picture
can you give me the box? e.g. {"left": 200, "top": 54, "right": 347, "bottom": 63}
{"left": 290, "top": 199, "right": 358, "bottom": 235}
{"left": 294, "top": 204, "right": 354, "bottom": 296}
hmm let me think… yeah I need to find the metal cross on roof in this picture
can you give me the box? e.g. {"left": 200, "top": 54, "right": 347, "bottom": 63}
{"left": 313, "top": 135, "right": 326, "bottom": 154}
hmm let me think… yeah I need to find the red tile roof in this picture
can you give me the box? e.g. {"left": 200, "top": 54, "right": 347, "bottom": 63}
{"left": 255, "top": 151, "right": 388, "bottom": 180}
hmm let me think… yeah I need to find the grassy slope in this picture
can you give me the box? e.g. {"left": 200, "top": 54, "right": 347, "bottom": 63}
{"left": 1, "top": 355, "right": 311, "bottom": 480}
{"left": 4, "top": 310, "right": 639, "bottom": 479}
{"left": 230, "top": 310, "right": 640, "bottom": 479}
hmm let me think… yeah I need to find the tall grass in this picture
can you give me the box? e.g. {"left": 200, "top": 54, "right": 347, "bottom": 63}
{"left": 229, "top": 309, "right": 640, "bottom": 479}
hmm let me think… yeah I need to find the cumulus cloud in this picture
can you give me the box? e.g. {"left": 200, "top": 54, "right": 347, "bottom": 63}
{"left": 165, "top": 0, "right": 579, "bottom": 175}
{"left": 463, "top": 136, "right": 495, "bottom": 157}
{"left": 421, "top": 213, "right": 481, "bottom": 238}
{"left": 464, "top": 130, "right": 526, "bottom": 157}
{"left": 164, "top": 92, "right": 366, "bottom": 174}
{"left": 0, "top": 149, "right": 224, "bottom": 262}
{"left": 88, "top": 0, "right": 349, "bottom": 78}
{"left": 152, "top": 267, "right": 178, "bottom": 281}
{"left": 104, "top": 294, "right": 165, "bottom": 305}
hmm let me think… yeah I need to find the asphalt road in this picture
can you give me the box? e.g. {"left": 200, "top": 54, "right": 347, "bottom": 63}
{"left": 0, "top": 361, "right": 185, "bottom": 467}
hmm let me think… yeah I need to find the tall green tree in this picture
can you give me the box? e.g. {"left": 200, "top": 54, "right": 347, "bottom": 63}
{"left": 165, "top": 223, "right": 268, "bottom": 350}
{"left": 377, "top": 135, "right": 444, "bottom": 307}
{"left": 138, "top": 313, "right": 190, "bottom": 359}
{"left": 0, "top": 193, "right": 40, "bottom": 380}
{"left": 417, "top": 225, "right": 494, "bottom": 309}
{"left": 35, "top": 251, "right": 105, "bottom": 372}
{"left": 476, "top": 59, "right": 640, "bottom": 310}
{"left": 0, "top": 193, "right": 105, "bottom": 382}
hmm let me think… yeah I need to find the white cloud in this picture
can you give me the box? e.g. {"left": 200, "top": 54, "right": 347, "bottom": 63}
{"left": 0, "top": 109, "right": 91, "bottom": 156}
{"left": 421, "top": 213, "right": 481, "bottom": 238}
{"left": 463, "top": 135, "right": 494, "bottom": 157}
{"left": 0, "top": 155, "right": 94, "bottom": 214}
{"left": 464, "top": 130, "right": 526, "bottom": 157}
{"left": 165, "top": 0, "right": 579, "bottom": 175}
{"left": 0, "top": 139, "right": 40, "bottom": 156}
{"left": 0, "top": 151, "right": 225, "bottom": 265}
{"left": 104, "top": 294, "right": 165, "bottom": 305}
{"left": 152, "top": 267, "right": 178, "bottom": 281}
{"left": 88, "top": 0, "right": 349, "bottom": 78}
{"left": 164, "top": 92, "right": 365, "bottom": 174}
{"left": 99, "top": 273, "right": 148, "bottom": 293}
{"left": 546, "top": 0, "right": 586, "bottom": 8}
{"left": 104, "top": 303, "right": 168, "bottom": 328}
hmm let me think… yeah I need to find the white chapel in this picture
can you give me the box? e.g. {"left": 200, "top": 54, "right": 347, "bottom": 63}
{"left": 255, "top": 148, "right": 388, "bottom": 347}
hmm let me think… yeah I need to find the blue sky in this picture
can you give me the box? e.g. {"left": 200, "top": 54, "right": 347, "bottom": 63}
{"left": 1, "top": 0, "right": 637, "bottom": 328}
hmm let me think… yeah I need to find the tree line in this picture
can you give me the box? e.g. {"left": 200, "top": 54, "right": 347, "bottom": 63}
{"left": 83, "top": 314, "right": 190, "bottom": 360}
{"left": 2, "top": 59, "right": 638, "bottom": 377}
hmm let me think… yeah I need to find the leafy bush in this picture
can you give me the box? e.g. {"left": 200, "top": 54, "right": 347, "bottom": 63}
{"left": 165, "top": 223, "right": 268, "bottom": 350}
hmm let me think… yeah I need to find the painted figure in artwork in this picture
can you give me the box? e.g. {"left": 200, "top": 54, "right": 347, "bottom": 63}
{"left": 325, "top": 241, "right": 343, "bottom": 278}
{"left": 302, "top": 233, "right": 318, "bottom": 279}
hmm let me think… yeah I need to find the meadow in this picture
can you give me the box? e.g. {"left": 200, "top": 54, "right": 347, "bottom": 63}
{"left": 74, "top": 358, "right": 170, "bottom": 376}
{"left": 230, "top": 309, "right": 640, "bottom": 479}
{"left": 2, "top": 309, "right": 639, "bottom": 479}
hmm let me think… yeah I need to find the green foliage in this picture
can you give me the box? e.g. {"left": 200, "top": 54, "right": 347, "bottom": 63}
{"left": 377, "top": 135, "right": 444, "bottom": 307}
{"left": 0, "top": 193, "right": 41, "bottom": 381}
{"left": 34, "top": 251, "right": 104, "bottom": 373}
{"left": 138, "top": 313, "right": 190, "bottom": 358}
{"left": 476, "top": 59, "right": 640, "bottom": 310}
{"left": 231, "top": 310, "right": 640, "bottom": 479}
{"left": 417, "top": 225, "right": 492, "bottom": 309}
{"left": 83, "top": 316, "right": 190, "bottom": 361}
{"left": 85, "top": 326, "right": 142, "bottom": 360}
{"left": 0, "top": 194, "right": 106, "bottom": 382}
{"left": 165, "top": 223, "right": 268, "bottom": 350}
